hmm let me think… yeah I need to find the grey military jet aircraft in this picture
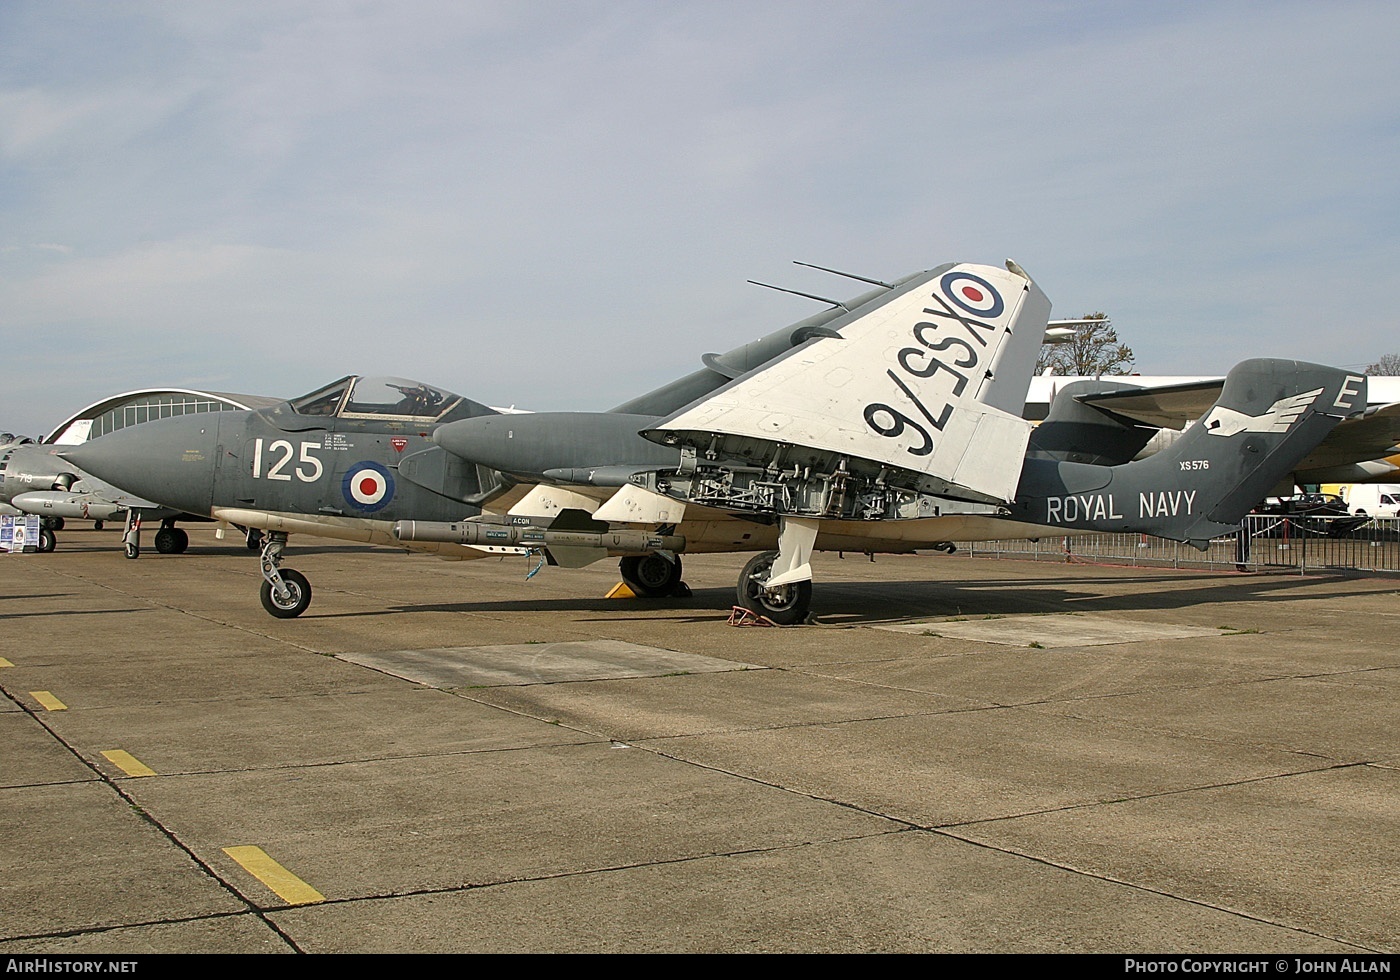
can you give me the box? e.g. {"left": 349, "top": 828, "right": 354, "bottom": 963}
{"left": 67, "top": 260, "right": 1374, "bottom": 623}
{"left": 63, "top": 266, "right": 958, "bottom": 614}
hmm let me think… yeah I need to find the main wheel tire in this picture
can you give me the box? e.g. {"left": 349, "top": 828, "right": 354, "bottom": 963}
{"left": 154, "top": 527, "right": 188, "bottom": 554}
{"left": 736, "top": 550, "right": 812, "bottom": 626}
{"left": 44, "top": 517, "right": 64, "bottom": 531}
{"left": 37, "top": 528, "right": 56, "bottom": 553}
{"left": 260, "top": 569, "right": 312, "bottom": 619}
{"left": 619, "top": 554, "right": 683, "bottom": 598}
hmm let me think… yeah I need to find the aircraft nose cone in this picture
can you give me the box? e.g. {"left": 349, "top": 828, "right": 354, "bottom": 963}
{"left": 61, "top": 414, "right": 222, "bottom": 515}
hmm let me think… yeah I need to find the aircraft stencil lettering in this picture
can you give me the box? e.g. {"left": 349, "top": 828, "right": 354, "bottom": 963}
{"left": 1139, "top": 490, "right": 1196, "bottom": 518}
{"left": 1044, "top": 494, "right": 1123, "bottom": 524}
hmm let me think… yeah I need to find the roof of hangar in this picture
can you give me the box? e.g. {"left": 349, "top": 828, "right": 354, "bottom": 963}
{"left": 44, "top": 388, "right": 283, "bottom": 444}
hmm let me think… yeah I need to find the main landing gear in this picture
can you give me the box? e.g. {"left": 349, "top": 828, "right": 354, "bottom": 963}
{"left": 733, "top": 517, "right": 819, "bottom": 626}
{"left": 736, "top": 550, "right": 812, "bottom": 626}
{"left": 154, "top": 523, "right": 189, "bottom": 554}
{"left": 258, "top": 531, "right": 312, "bottom": 618}
{"left": 123, "top": 512, "right": 189, "bottom": 558}
{"left": 618, "top": 553, "right": 689, "bottom": 598}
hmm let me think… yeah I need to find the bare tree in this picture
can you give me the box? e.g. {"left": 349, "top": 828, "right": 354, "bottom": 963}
{"left": 1364, "top": 353, "right": 1400, "bottom": 375}
{"left": 1035, "top": 313, "right": 1133, "bottom": 376}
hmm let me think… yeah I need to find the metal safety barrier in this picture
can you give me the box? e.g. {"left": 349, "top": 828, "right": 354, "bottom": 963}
{"left": 954, "top": 515, "right": 1400, "bottom": 575}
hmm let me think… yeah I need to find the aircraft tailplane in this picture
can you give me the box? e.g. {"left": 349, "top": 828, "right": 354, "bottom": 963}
{"left": 1011, "top": 359, "right": 1366, "bottom": 546}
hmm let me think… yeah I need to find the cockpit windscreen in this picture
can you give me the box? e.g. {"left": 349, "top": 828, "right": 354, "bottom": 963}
{"left": 289, "top": 376, "right": 463, "bottom": 421}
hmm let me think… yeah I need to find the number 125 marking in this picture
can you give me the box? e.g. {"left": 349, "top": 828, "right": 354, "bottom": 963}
{"left": 251, "top": 438, "right": 324, "bottom": 482}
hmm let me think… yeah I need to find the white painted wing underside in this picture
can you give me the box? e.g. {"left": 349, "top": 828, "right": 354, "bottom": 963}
{"left": 653, "top": 263, "right": 1051, "bottom": 502}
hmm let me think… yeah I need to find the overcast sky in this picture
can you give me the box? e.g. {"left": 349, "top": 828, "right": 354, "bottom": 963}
{"left": 3, "top": 0, "right": 1397, "bottom": 437}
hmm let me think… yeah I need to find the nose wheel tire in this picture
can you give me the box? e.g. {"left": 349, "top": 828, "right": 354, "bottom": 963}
{"left": 736, "top": 550, "right": 812, "bottom": 626}
{"left": 260, "top": 569, "right": 312, "bottom": 619}
{"left": 619, "top": 554, "right": 685, "bottom": 598}
{"left": 124, "top": 541, "right": 140, "bottom": 559}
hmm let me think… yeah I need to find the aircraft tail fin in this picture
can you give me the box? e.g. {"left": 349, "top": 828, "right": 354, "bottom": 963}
{"left": 1017, "top": 360, "right": 1367, "bottom": 546}
{"left": 1120, "top": 359, "right": 1363, "bottom": 543}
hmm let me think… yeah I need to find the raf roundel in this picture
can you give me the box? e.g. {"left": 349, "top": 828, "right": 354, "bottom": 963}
{"left": 939, "top": 270, "right": 1005, "bottom": 320}
{"left": 342, "top": 461, "right": 395, "bottom": 512}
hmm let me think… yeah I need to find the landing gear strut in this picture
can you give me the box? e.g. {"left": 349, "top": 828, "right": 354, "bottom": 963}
{"left": 736, "top": 550, "right": 812, "bottom": 626}
{"left": 258, "top": 531, "right": 312, "bottom": 618}
{"left": 618, "top": 553, "right": 688, "bottom": 598}
{"left": 123, "top": 510, "right": 142, "bottom": 559}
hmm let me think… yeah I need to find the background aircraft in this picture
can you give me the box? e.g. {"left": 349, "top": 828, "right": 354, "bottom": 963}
{"left": 1025, "top": 372, "right": 1400, "bottom": 484}
{"left": 0, "top": 437, "right": 181, "bottom": 553}
{"left": 67, "top": 260, "right": 1378, "bottom": 624}
{"left": 2, "top": 388, "right": 284, "bottom": 557}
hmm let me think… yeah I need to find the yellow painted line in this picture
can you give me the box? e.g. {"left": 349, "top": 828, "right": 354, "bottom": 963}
{"left": 30, "top": 691, "right": 67, "bottom": 711}
{"left": 223, "top": 846, "right": 325, "bottom": 905}
{"left": 0, "top": 657, "right": 14, "bottom": 667}
{"left": 101, "top": 750, "right": 157, "bottom": 778}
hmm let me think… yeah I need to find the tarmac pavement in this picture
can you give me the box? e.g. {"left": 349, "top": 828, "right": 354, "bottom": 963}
{"left": 0, "top": 526, "right": 1396, "bottom": 953}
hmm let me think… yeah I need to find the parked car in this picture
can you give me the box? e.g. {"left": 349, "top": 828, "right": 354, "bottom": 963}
{"left": 1251, "top": 494, "right": 1369, "bottom": 537}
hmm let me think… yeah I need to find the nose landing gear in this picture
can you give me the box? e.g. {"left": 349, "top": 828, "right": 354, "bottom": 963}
{"left": 258, "top": 531, "right": 312, "bottom": 618}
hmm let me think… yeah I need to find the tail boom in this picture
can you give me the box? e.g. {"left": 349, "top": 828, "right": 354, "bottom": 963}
{"left": 1008, "top": 359, "right": 1366, "bottom": 546}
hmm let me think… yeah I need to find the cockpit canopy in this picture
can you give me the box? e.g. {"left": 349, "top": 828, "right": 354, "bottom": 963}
{"left": 271, "top": 375, "right": 492, "bottom": 425}
{"left": 289, "top": 376, "right": 467, "bottom": 422}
